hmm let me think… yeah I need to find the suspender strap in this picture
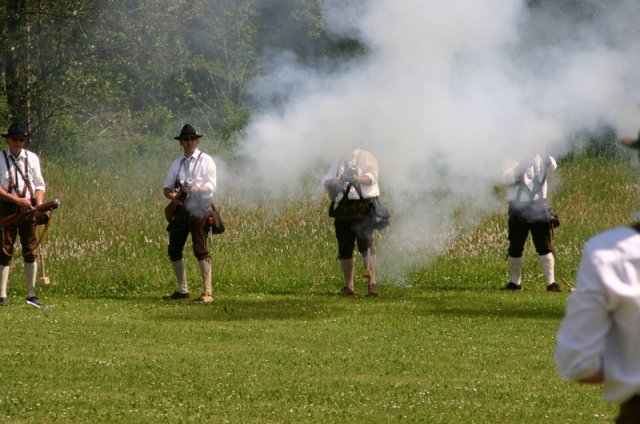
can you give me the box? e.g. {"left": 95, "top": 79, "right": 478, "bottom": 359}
{"left": 2, "top": 151, "right": 13, "bottom": 194}
{"left": 174, "top": 151, "right": 203, "bottom": 189}
{"left": 515, "top": 166, "right": 548, "bottom": 202}
{"left": 2, "top": 150, "right": 32, "bottom": 199}
{"left": 340, "top": 182, "right": 376, "bottom": 204}
{"left": 351, "top": 182, "right": 366, "bottom": 200}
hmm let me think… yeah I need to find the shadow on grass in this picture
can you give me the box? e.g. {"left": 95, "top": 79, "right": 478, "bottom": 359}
{"left": 150, "top": 295, "right": 340, "bottom": 322}
{"left": 426, "top": 302, "right": 566, "bottom": 320}
{"left": 144, "top": 289, "right": 567, "bottom": 323}
{"left": 420, "top": 292, "right": 568, "bottom": 320}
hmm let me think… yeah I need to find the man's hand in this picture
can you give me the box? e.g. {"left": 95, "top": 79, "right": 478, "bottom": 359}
{"left": 170, "top": 192, "right": 184, "bottom": 206}
{"left": 324, "top": 178, "right": 344, "bottom": 198}
{"left": 339, "top": 175, "right": 358, "bottom": 185}
{"left": 179, "top": 182, "right": 192, "bottom": 193}
{"left": 13, "top": 196, "right": 32, "bottom": 210}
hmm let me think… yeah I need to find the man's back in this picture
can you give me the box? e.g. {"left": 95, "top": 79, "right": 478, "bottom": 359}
{"left": 555, "top": 226, "right": 640, "bottom": 403}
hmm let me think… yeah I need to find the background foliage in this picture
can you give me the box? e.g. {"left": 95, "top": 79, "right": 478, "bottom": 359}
{"left": 0, "top": 0, "right": 366, "bottom": 155}
{"left": 2, "top": 1, "right": 618, "bottom": 158}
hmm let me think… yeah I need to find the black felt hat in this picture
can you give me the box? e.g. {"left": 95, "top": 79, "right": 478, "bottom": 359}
{"left": 1, "top": 123, "right": 30, "bottom": 139}
{"left": 174, "top": 124, "right": 203, "bottom": 140}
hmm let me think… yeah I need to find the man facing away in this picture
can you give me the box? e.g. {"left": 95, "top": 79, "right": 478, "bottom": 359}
{"left": 502, "top": 154, "right": 561, "bottom": 292}
{"left": 555, "top": 133, "right": 640, "bottom": 423}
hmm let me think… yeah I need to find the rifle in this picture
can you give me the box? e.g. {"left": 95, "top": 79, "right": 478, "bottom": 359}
{"left": 0, "top": 199, "right": 60, "bottom": 228}
{"left": 164, "top": 178, "right": 193, "bottom": 222}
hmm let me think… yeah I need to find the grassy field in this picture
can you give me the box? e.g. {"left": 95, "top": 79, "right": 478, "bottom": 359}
{"left": 0, "top": 146, "right": 637, "bottom": 423}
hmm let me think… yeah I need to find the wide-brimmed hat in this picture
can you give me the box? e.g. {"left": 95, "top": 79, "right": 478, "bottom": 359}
{"left": 174, "top": 124, "right": 203, "bottom": 140}
{"left": 1, "top": 123, "right": 30, "bottom": 139}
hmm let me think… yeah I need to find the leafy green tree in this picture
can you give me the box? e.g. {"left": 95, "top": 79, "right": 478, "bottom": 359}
{"left": 0, "top": 0, "right": 364, "bottom": 154}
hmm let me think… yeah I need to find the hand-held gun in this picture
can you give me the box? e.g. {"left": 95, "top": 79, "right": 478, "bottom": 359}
{"left": 340, "top": 162, "right": 359, "bottom": 186}
{"left": 0, "top": 198, "right": 61, "bottom": 228}
{"left": 164, "top": 178, "right": 193, "bottom": 222}
{"left": 176, "top": 177, "right": 194, "bottom": 201}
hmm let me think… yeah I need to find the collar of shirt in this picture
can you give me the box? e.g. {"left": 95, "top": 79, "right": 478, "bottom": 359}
{"left": 5, "top": 148, "right": 26, "bottom": 161}
{"left": 183, "top": 148, "right": 201, "bottom": 161}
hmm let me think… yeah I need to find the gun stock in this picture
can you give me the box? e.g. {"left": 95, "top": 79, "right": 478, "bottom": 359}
{"left": 0, "top": 199, "right": 60, "bottom": 228}
{"left": 164, "top": 180, "right": 192, "bottom": 223}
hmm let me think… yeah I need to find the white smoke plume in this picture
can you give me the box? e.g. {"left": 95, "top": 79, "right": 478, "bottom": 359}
{"left": 237, "top": 0, "right": 640, "bottom": 275}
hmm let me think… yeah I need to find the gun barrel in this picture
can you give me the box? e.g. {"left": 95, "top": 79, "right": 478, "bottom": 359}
{"left": 36, "top": 199, "right": 60, "bottom": 212}
{"left": 0, "top": 198, "right": 60, "bottom": 228}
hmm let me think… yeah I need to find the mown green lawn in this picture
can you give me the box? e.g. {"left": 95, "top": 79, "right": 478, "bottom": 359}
{"left": 0, "top": 288, "right": 616, "bottom": 423}
{"left": 0, "top": 151, "right": 635, "bottom": 423}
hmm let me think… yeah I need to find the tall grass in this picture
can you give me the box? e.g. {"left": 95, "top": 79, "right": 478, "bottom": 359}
{"left": 1, "top": 145, "right": 637, "bottom": 423}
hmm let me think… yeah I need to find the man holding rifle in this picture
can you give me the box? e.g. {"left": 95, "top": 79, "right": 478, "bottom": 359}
{"left": 0, "top": 123, "right": 47, "bottom": 308}
{"left": 323, "top": 148, "right": 381, "bottom": 297}
{"left": 162, "top": 124, "right": 217, "bottom": 303}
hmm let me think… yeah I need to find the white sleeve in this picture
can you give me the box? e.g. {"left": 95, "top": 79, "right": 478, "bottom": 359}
{"left": 322, "top": 162, "right": 340, "bottom": 186}
{"left": 554, "top": 250, "right": 610, "bottom": 381}
{"left": 361, "top": 152, "right": 379, "bottom": 185}
{"left": 163, "top": 159, "right": 180, "bottom": 189}
{"left": 204, "top": 156, "right": 216, "bottom": 193}
{"left": 29, "top": 153, "right": 46, "bottom": 192}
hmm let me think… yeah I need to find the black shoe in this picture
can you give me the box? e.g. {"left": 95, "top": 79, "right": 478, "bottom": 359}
{"left": 161, "top": 291, "right": 189, "bottom": 301}
{"left": 503, "top": 282, "right": 521, "bottom": 290}
{"left": 26, "top": 297, "right": 44, "bottom": 308}
{"left": 546, "top": 282, "right": 562, "bottom": 292}
{"left": 0, "top": 297, "right": 7, "bottom": 306}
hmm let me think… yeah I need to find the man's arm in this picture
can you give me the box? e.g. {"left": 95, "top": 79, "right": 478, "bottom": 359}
{"left": 34, "top": 189, "right": 45, "bottom": 206}
{"left": 555, "top": 252, "right": 610, "bottom": 384}
{"left": 164, "top": 187, "right": 183, "bottom": 206}
{"left": 0, "top": 187, "right": 32, "bottom": 209}
{"left": 345, "top": 175, "right": 373, "bottom": 185}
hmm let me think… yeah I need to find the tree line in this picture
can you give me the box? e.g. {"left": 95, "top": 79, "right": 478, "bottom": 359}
{"left": 1, "top": 0, "right": 613, "bottom": 155}
{"left": 0, "top": 0, "right": 366, "bottom": 155}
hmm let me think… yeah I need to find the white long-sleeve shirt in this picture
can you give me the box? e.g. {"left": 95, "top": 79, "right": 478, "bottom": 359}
{"left": 555, "top": 226, "right": 640, "bottom": 404}
{"left": 322, "top": 148, "right": 380, "bottom": 200}
{"left": 163, "top": 148, "right": 216, "bottom": 200}
{"left": 0, "top": 148, "right": 45, "bottom": 199}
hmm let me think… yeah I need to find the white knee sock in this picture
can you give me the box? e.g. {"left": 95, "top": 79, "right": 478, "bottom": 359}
{"left": 171, "top": 259, "right": 188, "bottom": 294}
{"left": 538, "top": 253, "right": 555, "bottom": 285}
{"left": 25, "top": 261, "right": 37, "bottom": 298}
{"left": 0, "top": 265, "right": 10, "bottom": 298}
{"left": 340, "top": 258, "right": 355, "bottom": 289}
{"left": 508, "top": 256, "right": 523, "bottom": 286}
{"left": 198, "top": 258, "right": 212, "bottom": 296}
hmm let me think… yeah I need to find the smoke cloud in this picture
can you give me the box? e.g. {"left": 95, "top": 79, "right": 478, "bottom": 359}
{"left": 237, "top": 0, "right": 640, "bottom": 275}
